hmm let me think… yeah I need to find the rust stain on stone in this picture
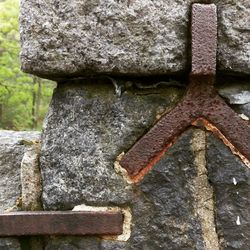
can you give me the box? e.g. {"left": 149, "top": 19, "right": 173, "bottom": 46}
{"left": 120, "top": 4, "right": 250, "bottom": 180}
{"left": 192, "top": 118, "right": 250, "bottom": 168}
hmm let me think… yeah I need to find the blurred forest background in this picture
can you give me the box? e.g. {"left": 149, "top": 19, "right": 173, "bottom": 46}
{"left": 0, "top": 0, "right": 55, "bottom": 131}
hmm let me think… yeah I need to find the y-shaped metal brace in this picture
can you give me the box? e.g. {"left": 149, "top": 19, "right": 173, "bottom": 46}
{"left": 120, "top": 4, "right": 250, "bottom": 182}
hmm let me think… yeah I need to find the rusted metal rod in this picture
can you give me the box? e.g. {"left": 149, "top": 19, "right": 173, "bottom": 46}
{"left": 0, "top": 211, "right": 123, "bottom": 236}
{"left": 120, "top": 4, "right": 250, "bottom": 179}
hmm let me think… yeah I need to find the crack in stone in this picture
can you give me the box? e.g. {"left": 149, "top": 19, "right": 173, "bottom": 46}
{"left": 192, "top": 129, "right": 220, "bottom": 250}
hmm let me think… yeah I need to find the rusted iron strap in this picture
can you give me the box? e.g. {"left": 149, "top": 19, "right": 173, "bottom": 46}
{"left": 120, "top": 4, "right": 250, "bottom": 179}
{"left": 0, "top": 211, "right": 123, "bottom": 236}
{"left": 120, "top": 4, "right": 218, "bottom": 177}
{"left": 120, "top": 102, "right": 194, "bottom": 176}
{"left": 191, "top": 4, "right": 217, "bottom": 76}
{"left": 119, "top": 78, "right": 213, "bottom": 177}
{"left": 204, "top": 96, "right": 250, "bottom": 161}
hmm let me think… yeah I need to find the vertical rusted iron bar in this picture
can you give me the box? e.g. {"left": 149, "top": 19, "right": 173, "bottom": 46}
{"left": 120, "top": 4, "right": 218, "bottom": 177}
{"left": 0, "top": 211, "right": 123, "bottom": 236}
{"left": 191, "top": 4, "right": 217, "bottom": 76}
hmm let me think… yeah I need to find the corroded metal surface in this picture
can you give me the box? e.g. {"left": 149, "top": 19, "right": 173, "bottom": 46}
{"left": 120, "top": 4, "right": 250, "bottom": 180}
{"left": 0, "top": 211, "right": 123, "bottom": 236}
{"left": 191, "top": 4, "right": 217, "bottom": 76}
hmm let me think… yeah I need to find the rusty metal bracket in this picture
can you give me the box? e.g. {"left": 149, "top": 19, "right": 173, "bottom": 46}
{"left": 120, "top": 4, "right": 250, "bottom": 181}
{"left": 0, "top": 211, "right": 123, "bottom": 236}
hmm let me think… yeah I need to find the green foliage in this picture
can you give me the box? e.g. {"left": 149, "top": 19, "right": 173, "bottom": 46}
{"left": 0, "top": 0, "right": 55, "bottom": 130}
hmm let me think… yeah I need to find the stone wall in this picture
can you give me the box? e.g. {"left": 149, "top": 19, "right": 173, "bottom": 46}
{"left": 1, "top": 78, "right": 250, "bottom": 249}
{"left": 0, "top": 131, "right": 40, "bottom": 249}
{"left": 0, "top": 1, "right": 250, "bottom": 249}
{"left": 20, "top": 0, "right": 250, "bottom": 78}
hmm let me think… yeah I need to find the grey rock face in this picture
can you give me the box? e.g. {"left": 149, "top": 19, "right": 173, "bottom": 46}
{"left": 21, "top": 143, "right": 42, "bottom": 211}
{"left": 218, "top": 82, "right": 250, "bottom": 105}
{"left": 0, "top": 130, "right": 41, "bottom": 212}
{"left": 45, "top": 236, "right": 101, "bottom": 250}
{"left": 0, "top": 130, "right": 40, "bottom": 250}
{"left": 43, "top": 127, "right": 209, "bottom": 248}
{"left": 128, "top": 129, "right": 205, "bottom": 249}
{"left": 20, "top": 0, "right": 250, "bottom": 79}
{"left": 0, "top": 239, "right": 21, "bottom": 250}
{"left": 40, "top": 79, "right": 183, "bottom": 209}
{"left": 217, "top": 80, "right": 250, "bottom": 118}
{"left": 207, "top": 134, "right": 250, "bottom": 249}
{"left": 217, "top": 0, "right": 250, "bottom": 74}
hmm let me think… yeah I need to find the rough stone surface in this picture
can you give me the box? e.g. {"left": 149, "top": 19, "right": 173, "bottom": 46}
{"left": 217, "top": 80, "right": 250, "bottom": 118}
{"left": 21, "top": 143, "right": 42, "bottom": 211}
{"left": 207, "top": 134, "right": 250, "bottom": 249}
{"left": 44, "top": 128, "right": 211, "bottom": 249}
{"left": 40, "top": 79, "right": 183, "bottom": 210}
{"left": 0, "top": 130, "right": 40, "bottom": 250}
{"left": 0, "top": 239, "right": 21, "bottom": 250}
{"left": 0, "top": 130, "right": 41, "bottom": 212}
{"left": 20, "top": 0, "right": 250, "bottom": 79}
{"left": 45, "top": 237, "right": 101, "bottom": 250}
{"left": 127, "top": 129, "right": 205, "bottom": 249}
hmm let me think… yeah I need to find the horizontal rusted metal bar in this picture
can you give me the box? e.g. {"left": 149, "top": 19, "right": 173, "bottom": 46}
{"left": 0, "top": 211, "right": 123, "bottom": 236}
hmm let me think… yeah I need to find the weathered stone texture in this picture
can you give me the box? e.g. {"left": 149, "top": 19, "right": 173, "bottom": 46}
{"left": 45, "top": 237, "right": 101, "bottom": 250}
{"left": 40, "top": 79, "right": 184, "bottom": 210}
{"left": 0, "top": 130, "right": 40, "bottom": 250}
{"left": 207, "top": 134, "right": 250, "bottom": 249}
{"left": 128, "top": 130, "right": 206, "bottom": 249}
{"left": 43, "top": 126, "right": 210, "bottom": 248}
{"left": 218, "top": 80, "right": 250, "bottom": 118}
{"left": 20, "top": 0, "right": 250, "bottom": 79}
{"left": 0, "top": 130, "right": 40, "bottom": 212}
{"left": 42, "top": 81, "right": 214, "bottom": 248}
{"left": 21, "top": 143, "right": 42, "bottom": 211}
{"left": 0, "top": 239, "right": 21, "bottom": 250}
{"left": 217, "top": 0, "right": 250, "bottom": 74}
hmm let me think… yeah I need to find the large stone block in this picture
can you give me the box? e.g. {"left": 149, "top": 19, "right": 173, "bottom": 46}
{"left": 40, "top": 79, "right": 184, "bottom": 210}
{"left": 20, "top": 0, "right": 250, "bottom": 79}
{"left": 0, "top": 130, "right": 40, "bottom": 212}
{"left": 207, "top": 134, "right": 250, "bottom": 249}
